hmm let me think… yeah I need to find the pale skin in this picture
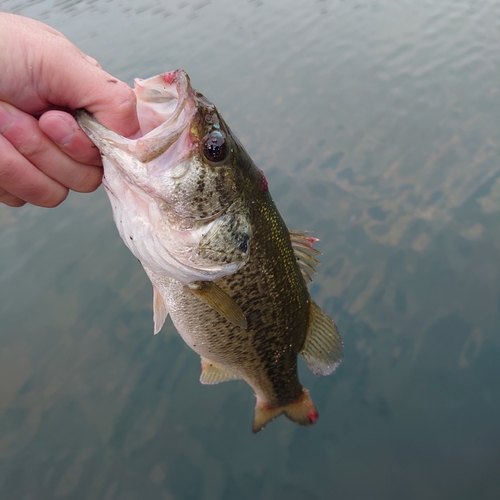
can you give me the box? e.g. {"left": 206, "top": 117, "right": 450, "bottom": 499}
{"left": 0, "top": 13, "right": 140, "bottom": 208}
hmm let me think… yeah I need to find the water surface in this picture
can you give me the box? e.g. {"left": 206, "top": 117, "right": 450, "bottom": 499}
{"left": 1, "top": 1, "right": 500, "bottom": 499}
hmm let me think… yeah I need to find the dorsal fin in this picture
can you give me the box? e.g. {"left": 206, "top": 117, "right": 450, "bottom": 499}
{"left": 200, "top": 357, "right": 242, "bottom": 384}
{"left": 289, "top": 230, "right": 321, "bottom": 282}
{"left": 300, "top": 301, "right": 343, "bottom": 376}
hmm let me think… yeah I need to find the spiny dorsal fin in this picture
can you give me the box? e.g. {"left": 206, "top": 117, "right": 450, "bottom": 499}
{"left": 188, "top": 281, "right": 247, "bottom": 330}
{"left": 289, "top": 230, "right": 321, "bottom": 283}
{"left": 300, "top": 301, "right": 343, "bottom": 376}
{"left": 200, "top": 357, "right": 241, "bottom": 385}
{"left": 153, "top": 285, "right": 168, "bottom": 335}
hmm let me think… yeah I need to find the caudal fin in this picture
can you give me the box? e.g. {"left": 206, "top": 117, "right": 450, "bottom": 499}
{"left": 252, "top": 389, "right": 318, "bottom": 433}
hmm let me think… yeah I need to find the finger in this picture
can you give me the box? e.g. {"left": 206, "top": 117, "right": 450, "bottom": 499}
{"left": 87, "top": 79, "right": 139, "bottom": 138}
{"left": 0, "top": 102, "right": 102, "bottom": 194}
{"left": 1, "top": 14, "right": 139, "bottom": 139}
{"left": 39, "top": 51, "right": 139, "bottom": 138}
{"left": 38, "top": 110, "right": 102, "bottom": 166}
{"left": 0, "top": 134, "right": 68, "bottom": 208}
{"left": 83, "top": 54, "right": 101, "bottom": 68}
{"left": 0, "top": 187, "right": 26, "bottom": 207}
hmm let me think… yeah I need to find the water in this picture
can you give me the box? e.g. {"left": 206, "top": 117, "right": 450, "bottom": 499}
{"left": 1, "top": 1, "right": 500, "bottom": 498}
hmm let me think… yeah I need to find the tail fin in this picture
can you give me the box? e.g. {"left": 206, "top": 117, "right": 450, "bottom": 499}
{"left": 252, "top": 389, "right": 318, "bottom": 433}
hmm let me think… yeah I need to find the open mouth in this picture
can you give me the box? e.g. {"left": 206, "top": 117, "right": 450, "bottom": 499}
{"left": 134, "top": 70, "right": 192, "bottom": 136}
{"left": 76, "top": 70, "right": 198, "bottom": 181}
{"left": 127, "top": 70, "right": 196, "bottom": 163}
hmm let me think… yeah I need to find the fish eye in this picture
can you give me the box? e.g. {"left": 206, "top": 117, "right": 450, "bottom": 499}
{"left": 202, "top": 131, "right": 227, "bottom": 163}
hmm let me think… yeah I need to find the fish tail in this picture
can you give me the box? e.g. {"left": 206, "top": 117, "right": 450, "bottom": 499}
{"left": 283, "top": 389, "right": 318, "bottom": 426}
{"left": 252, "top": 389, "right": 318, "bottom": 433}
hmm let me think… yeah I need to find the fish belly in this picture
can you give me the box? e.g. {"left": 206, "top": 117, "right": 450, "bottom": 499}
{"left": 156, "top": 274, "right": 306, "bottom": 406}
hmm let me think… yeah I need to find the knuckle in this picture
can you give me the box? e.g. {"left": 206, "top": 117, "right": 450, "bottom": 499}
{"left": 0, "top": 142, "right": 68, "bottom": 207}
{"left": 0, "top": 112, "right": 48, "bottom": 161}
{"left": 16, "top": 131, "right": 46, "bottom": 159}
{"left": 0, "top": 155, "right": 18, "bottom": 180}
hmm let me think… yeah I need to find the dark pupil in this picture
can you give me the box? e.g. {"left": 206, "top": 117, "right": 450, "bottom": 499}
{"left": 203, "top": 132, "right": 227, "bottom": 162}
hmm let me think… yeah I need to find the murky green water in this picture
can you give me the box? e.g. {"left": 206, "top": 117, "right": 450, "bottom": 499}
{"left": 1, "top": 1, "right": 500, "bottom": 498}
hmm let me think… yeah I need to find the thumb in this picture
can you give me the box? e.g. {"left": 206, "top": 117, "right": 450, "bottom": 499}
{"left": 6, "top": 14, "right": 140, "bottom": 138}
{"left": 82, "top": 73, "right": 140, "bottom": 139}
{"left": 41, "top": 59, "right": 140, "bottom": 139}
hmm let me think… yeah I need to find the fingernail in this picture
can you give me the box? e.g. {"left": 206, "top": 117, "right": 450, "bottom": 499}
{"left": 48, "top": 115, "right": 75, "bottom": 146}
{"left": 0, "top": 107, "right": 13, "bottom": 133}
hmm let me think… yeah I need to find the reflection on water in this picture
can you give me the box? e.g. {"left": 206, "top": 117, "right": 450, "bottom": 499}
{"left": 1, "top": 1, "right": 500, "bottom": 499}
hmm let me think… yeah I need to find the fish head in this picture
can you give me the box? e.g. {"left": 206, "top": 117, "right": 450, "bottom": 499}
{"left": 77, "top": 69, "right": 253, "bottom": 283}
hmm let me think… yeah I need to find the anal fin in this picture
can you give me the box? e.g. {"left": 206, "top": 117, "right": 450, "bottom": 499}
{"left": 200, "top": 357, "right": 241, "bottom": 385}
{"left": 153, "top": 285, "right": 168, "bottom": 335}
{"left": 188, "top": 281, "right": 247, "bottom": 330}
{"left": 301, "top": 301, "right": 343, "bottom": 376}
{"left": 252, "top": 389, "right": 318, "bottom": 433}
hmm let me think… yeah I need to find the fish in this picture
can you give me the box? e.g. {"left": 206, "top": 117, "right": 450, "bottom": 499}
{"left": 76, "top": 69, "right": 343, "bottom": 432}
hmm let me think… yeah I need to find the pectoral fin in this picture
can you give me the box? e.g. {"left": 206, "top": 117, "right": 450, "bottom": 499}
{"left": 153, "top": 285, "right": 169, "bottom": 335}
{"left": 200, "top": 357, "right": 241, "bottom": 384}
{"left": 300, "top": 301, "right": 343, "bottom": 376}
{"left": 188, "top": 281, "right": 247, "bottom": 330}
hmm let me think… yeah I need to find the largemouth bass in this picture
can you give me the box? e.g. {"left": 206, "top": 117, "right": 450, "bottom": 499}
{"left": 77, "top": 69, "right": 343, "bottom": 432}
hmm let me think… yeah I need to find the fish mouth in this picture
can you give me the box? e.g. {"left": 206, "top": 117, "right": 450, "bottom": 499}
{"left": 128, "top": 69, "right": 196, "bottom": 163}
{"left": 134, "top": 69, "right": 193, "bottom": 136}
{"left": 77, "top": 70, "right": 196, "bottom": 166}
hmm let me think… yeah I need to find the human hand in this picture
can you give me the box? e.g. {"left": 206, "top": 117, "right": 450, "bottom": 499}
{"left": 0, "top": 13, "right": 140, "bottom": 207}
